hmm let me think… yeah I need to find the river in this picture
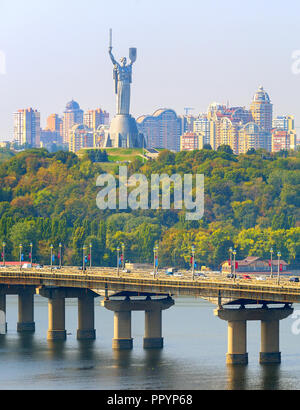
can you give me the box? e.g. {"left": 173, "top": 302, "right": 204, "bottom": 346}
{"left": 0, "top": 295, "right": 299, "bottom": 390}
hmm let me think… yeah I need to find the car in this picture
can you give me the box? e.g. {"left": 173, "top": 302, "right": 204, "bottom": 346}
{"left": 196, "top": 273, "right": 208, "bottom": 278}
{"left": 22, "top": 263, "right": 32, "bottom": 269}
{"left": 242, "top": 275, "right": 252, "bottom": 280}
{"left": 256, "top": 276, "right": 266, "bottom": 281}
{"left": 289, "top": 277, "right": 300, "bottom": 283}
{"left": 166, "top": 268, "right": 177, "bottom": 275}
{"left": 35, "top": 265, "right": 44, "bottom": 269}
{"left": 174, "top": 273, "right": 183, "bottom": 277}
{"left": 122, "top": 269, "right": 131, "bottom": 273}
{"left": 227, "top": 273, "right": 235, "bottom": 279}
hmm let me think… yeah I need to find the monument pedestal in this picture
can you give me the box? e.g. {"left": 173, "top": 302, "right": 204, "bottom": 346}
{"left": 105, "top": 114, "right": 143, "bottom": 148}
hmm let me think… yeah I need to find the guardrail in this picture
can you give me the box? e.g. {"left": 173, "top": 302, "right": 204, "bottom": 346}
{"left": 0, "top": 268, "right": 300, "bottom": 303}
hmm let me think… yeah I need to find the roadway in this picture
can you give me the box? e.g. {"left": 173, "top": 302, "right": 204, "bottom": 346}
{"left": 0, "top": 266, "right": 300, "bottom": 304}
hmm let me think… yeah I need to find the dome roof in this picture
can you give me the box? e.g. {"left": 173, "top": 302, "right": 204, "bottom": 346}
{"left": 253, "top": 86, "right": 270, "bottom": 103}
{"left": 65, "top": 100, "right": 80, "bottom": 111}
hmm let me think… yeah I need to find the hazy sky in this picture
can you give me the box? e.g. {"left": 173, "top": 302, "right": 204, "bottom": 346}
{"left": 1, "top": 0, "right": 300, "bottom": 139}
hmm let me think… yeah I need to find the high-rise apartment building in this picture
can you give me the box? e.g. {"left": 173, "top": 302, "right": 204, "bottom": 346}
{"left": 137, "top": 109, "right": 182, "bottom": 151}
{"left": 250, "top": 86, "right": 273, "bottom": 151}
{"left": 46, "top": 114, "right": 63, "bottom": 136}
{"left": 69, "top": 124, "right": 94, "bottom": 153}
{"left": 83, "top": 109, "right": 109, "bottom": 130}
{"left": 193, "top": 114, "right": 211, "bottom": 145}
{"left": 13, "top": 108, "right": 40, "bottom": 147}
{"left": 208, "top": 106, "right": 251, "bottom": 154}
{"left": 63, "top": 100, "right": 84, "bottom": 144}
{"left": 271, "top": 129, "right": 291, "bottom": 152}
{"left": 180, "top": 132, "right": 203, "bottom": 151}
{"left": 238, "top": 122, "right": 262, "bottom": 153}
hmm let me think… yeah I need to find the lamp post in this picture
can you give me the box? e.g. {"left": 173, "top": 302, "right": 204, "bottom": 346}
{"left": 83, "top": 245, "right": 87, "bottom": 272}
{"left": 117, "top": 246, "right": 120, "bottom": 276}
{"left": 270, "top": 248, "right": 274, "bottom": 278}
{"left": 59, "top": 243, "right": 62, "bottom": 268}
{"left": 29, "top": 242, "right": 33, "bottom": 266}
{"left": 50, "top": 244, "right": 54, "bottom": 271}
{"left": 277, "top": 251, "right": 281, "bottom": 285}
{"left": 229, "top": 247, "right": 233, "bottom": 275}
{"left": 89, "top": 242, "right": 92, "bottom": 269}
{"left": 19, "top": 244, "right": 23, "bottom": 271}
{"left": 191, "top": 244, "right": 195, "bottom": 281}
{"left": 121, "top": 243, "right": 125, "bottom": 271}
{"left": 153, "top": 245, "right": 159, "bottom": 278}
{"left": 2, "top": 242, "right": 6, "bottom": 267}
{"left": 233, "top": 249, "right": 237, "bottom": 282}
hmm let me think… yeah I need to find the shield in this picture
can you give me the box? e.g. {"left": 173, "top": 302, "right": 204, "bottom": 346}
{"left": 129, "top": 48, "right": 137, "bottom": 63}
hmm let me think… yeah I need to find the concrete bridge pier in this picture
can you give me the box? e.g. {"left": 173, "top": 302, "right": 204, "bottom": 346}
{"left": 47, "top": 292, "right": 66, "bottom": 341}
{"left": 227, "top": 318, "right": 248, "bottom": 365}
{"left": 77, "top": 292, "right": 96, "bottom": 340}
{"left": 144, "top": 308, "right": 163, "bottom": 349}
{"left": 102, "top": 296, "right": 174, "bottom": 350}
{"left": 113, "top": 310, "right": 133, "bottom": 350}
{"left": 215, "top": 305, "right": 294, "bottom": 365}
{"left": 17, "top": 288, "right": 35, "bottom": 333}
{"left": 0, "top": 293, "right": 7, "bottom": 334}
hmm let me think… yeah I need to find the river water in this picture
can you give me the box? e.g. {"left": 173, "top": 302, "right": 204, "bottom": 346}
{"left": 0, "top": 295, "right": 300, "bottom": 390}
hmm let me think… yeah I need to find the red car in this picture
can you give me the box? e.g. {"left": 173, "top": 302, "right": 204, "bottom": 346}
{"left": 242, "top": 274, "right": 252, "bottom": 279}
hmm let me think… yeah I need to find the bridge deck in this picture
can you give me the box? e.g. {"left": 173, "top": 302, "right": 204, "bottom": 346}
{"left": 0, "top": 268, "right": 299, "bottom": 304}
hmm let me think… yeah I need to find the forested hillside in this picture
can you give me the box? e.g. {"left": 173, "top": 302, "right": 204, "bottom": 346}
{"left": 0, "top": 147, "right": 299, "bottom": 268}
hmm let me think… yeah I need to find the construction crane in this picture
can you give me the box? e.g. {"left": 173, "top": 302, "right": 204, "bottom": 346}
{"left": 184, "top": 107, "right": 194, "bottom": 116}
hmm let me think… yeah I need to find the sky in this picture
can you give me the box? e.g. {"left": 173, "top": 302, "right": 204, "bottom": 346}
{"left": 0, "top": 0, "right": 300, "bottom": 139}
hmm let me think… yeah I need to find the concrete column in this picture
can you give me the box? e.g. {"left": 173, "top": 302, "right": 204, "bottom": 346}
{"left": 227, "top": 320, "right": 248, "bottom": 365}
{"left": 144, "top": 309, "right": 163, "bottom": 349}
{"left": 77, "top": 293, "right": 96, "bottom": 340}
{"left": 17, "top": 290, "right": 35, "bottom": 333}
{"left": 0, "top": 293, "right": 6, "bottom": 334}
{"left": 260, "top": 320, "right": 280, "bottom": 364}
{"left": 215, "top": 306, "right": 293, "bottom": 365}
{"left": 47, "top": 297, "right": 66, "bottom": 341}
{"left": 113, "top": 310, "right": 133, "bottom": 350}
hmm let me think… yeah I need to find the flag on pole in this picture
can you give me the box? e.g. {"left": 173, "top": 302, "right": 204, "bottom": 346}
{"left": 21, "top": 254, "right": 24, "bottom": 261}
{"left": 52, "top": 254, "right": 55, "bottom": 262}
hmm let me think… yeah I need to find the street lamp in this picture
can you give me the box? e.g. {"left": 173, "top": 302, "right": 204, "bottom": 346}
{"left": 121, "top": 243, "right": 125, "bottom": 271}
{"left": 233, "top": 249, "right": 237, "bottom": 282}
{"left": 29, "top": 242, "right": 33, "bottom": 266}
{"left": 229, "top": 247, "right": 233, "bottom": 275}
{"left": 117, "top": 246, "right": 120, "bottom": 276}
{"left": 59, "top": 243, "right": 62, "bottom": 268}
{"left": 270, "top": 248, "right": 274, "bottom": 278}
{"left": 50, "top": 244, "right": 54, "bottom": 271}
{"left": 277, "top": 251, "right": 281, "bottom": 285}
{"left": 153, "top": 245, "right": 159, "bottom": 278}
{"left": 2, "top": 242, "right": 6, "bottom": 267}
{"left": 83, "top": 245, "right": 87, "bottom": 272}
{"left": 155, "top": 245, "right": 159, "bottom": 278}
{"left": 89, "top": 242, "right": 92, "bottom": 269}
{"left": 191, "top": 244, "right": 195, "bottom": 280}
{"left": 19, "top": 244, "right": 23, "bottom": 271}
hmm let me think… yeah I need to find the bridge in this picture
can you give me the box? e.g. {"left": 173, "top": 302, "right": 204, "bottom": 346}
{"left": 0, "top": 266, "right": 298, "bottom": 365}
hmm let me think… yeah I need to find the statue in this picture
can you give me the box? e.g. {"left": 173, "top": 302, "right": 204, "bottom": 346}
{"left": 109, "top": 35, "right": 137, "bottom": 115}
{"left": 104, "top": 30, "right": 144, "bottom": 149}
